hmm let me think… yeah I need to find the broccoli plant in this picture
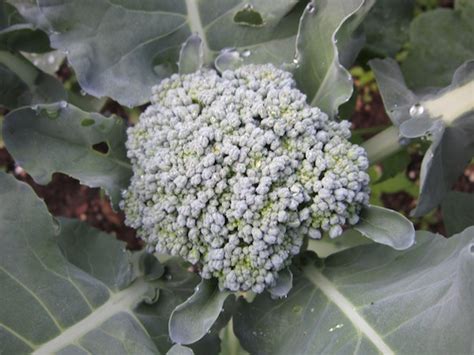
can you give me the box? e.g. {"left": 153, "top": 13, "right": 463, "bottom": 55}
{"left": 1, "top": 0, "right": 473, "bottom": 354}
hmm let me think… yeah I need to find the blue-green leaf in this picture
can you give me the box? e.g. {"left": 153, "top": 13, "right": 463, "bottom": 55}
{"left": 3, "top": 102, "right": 132, "bottom": 209}
{"left": 234, "top": 228, "right": 474, "bottom": 355}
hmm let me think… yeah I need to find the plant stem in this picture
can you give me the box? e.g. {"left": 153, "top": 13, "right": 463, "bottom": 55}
{"left": 362, "top": 125, "right": 401, "bottom": 164}
{"left": 421, "top": 81, "right": 474, "bottom": 125}
{"left": 0, "top": 50, "right": 38, "bottom": 87}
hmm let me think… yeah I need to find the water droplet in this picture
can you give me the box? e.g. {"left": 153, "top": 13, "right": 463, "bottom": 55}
{"left": 398, "top": 137, "right": 410, "bottom": 146}
{"left": 165, "top": 274, "right": 172, "bottom": 280}
{"left": 32, "top": 104, "right": 39, "bottom": 112}
{"left": 244, "top": 3, "right": 253, "bottom": 10}
{"left": 47, "top": 54, "right": 55, "bottom": 64}
{"left": 241, "top": 49, "right": 251, "bottom": 57}
{"left": 80, "top": 89, "right": 87, "bottom": 96}
{"left": 409, "top": 104, "right": 424, "bottom": 117}
{"left": 329, "top": 324, "right": 344, "bottom": 332}
{"left": 310, "top": 308, "right": 314, "bottom": 313}
{"left": 59, "top": 100, "right": 68, "bottom": 109}
{"left": 306, "top": 2, "right": 316, "bottom": 13}
{"left": 33, "top": 59, "right": 40, "bottom": 66}
{"left": 252, "top": 331, "right": 257, "bottom": 336}
{"left": 293, "top": 56, "right": 299, "bottom": 65}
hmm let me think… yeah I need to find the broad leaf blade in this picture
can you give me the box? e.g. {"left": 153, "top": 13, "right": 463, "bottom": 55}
{"left": 354, "top": 205, "right": 415, "bottom": 250}
{"left": 27, "top": 0, "right": 303, "bottom": 106}
{"left": 3, "top": 102, "right": 132, "bottom": 209}
{"left": 294, "top": 0, "right": 375, "bottom": 118}
{"left": 0, "top": 172, "right": 158, "bottom": 354}
{"left": 234, "top": 229, "right": 474, "bottom": 355}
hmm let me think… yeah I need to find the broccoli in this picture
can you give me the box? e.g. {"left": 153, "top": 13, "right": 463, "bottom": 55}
{"left": 121, "top": 64, "right": 370, "bottom": 293}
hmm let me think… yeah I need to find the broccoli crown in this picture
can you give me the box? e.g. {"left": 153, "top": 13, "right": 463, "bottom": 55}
{"left": 121, "top": 64, "right": 370, "bottom": 293}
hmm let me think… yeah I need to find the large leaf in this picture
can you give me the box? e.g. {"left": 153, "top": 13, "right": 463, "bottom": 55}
{"left": 401, "top": 0, "right": 474, "bottom": 89}
{"left": 363, "top": 0, "right": 415, "bottom": 57}
{"left": 0, "top": 175, "right": 223, "bottom": 354}
{"left": 294, "top": 0, "right": 375, "bottom": 118}
{"left": 3, "top": 102, "right": 132, "bottom": 208}
{"left": 0, "top": 51, "right": 66, "bottom": 109}
{"left": 0, "top": 172, "right": 158, "bottom": 354}
{"left": 234, "top": 228, "right": 474, "bottom": 355}
{"left": 22, "top": 0, "right": 304, "bottom": 106}
{"left": 442, "top": 191, "right": 474, "bottom": 237}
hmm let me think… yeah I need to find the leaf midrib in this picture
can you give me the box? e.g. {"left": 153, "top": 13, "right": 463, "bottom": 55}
{"left": 32, "top": 278, "right": 149, "bottom": 355}
{"left": 303, "top": 264, "right": 395, "bottom": 355}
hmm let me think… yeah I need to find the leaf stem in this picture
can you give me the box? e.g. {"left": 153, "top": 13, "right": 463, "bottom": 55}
{"left": 0, "top": 50, "right": 38, "bottom": 87}
{"left": 421, "top": 80, "right": 474, "bottom": 125}
{"left": 362, "top": 125, "right": 402, "bottom": 164}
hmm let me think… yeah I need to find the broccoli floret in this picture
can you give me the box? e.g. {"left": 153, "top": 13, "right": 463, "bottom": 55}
{"left": 121, "top": 64, "right": 370, "bottom": 293}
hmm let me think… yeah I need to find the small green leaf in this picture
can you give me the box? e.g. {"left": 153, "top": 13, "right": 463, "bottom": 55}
{"left": 169, "top": 279, "right": 230, "bottom": 345}
{"left": 354, "top": 205, "right": 415, "bottom": 250}
{"left": 294, "top": 0, "right": 375, "bottom": 118}
{"left": 179, "top": 34, "right": 203, "bottom": 75}
{"left": 3, "top": 102, "right": 132, "bottom": 209}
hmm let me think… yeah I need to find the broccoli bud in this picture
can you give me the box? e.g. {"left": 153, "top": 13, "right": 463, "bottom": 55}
{"left": 121, "top": 64, "right": 370, "bottom": 293}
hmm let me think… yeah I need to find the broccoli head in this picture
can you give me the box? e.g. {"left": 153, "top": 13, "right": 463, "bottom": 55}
{"left": 121, "top": 64, "right": 370, "bottom": 293}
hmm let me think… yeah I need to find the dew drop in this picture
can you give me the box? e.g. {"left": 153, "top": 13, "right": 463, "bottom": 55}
{"left": 241, "top": 49, "right": 251, "bottom": 57}
{"left": 310, "top": 308, "right": 315, "bottom": 313}
{"left": 47, "top": 54, "right": 55, "bottom": 64}
{"left": 165, "top": 274, "right": 173, "bottom": 280}
{"left": 306, "top": 2, "right": 316, "bottom": 14}
{"left": 80, "top": 89, "right": 87, "bottom": 96}
{"left": 409, "top": 104, "right": 424, "bottom": 117}
{"left": 329, "top": 323, "right": 344, "bottom": 332}
{"left": 59, "top": 100, "right": 68, "bottom": 109}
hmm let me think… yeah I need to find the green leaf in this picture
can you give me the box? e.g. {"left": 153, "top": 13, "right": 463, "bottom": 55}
{"left": 0, "top": 172, "right": 159, "bottom": 354}
{"left": 401, "top": 0, "right": 474, "bottom": 89}
{"left": 3, "top": 102, "right": 132, "bottom": 209}
{"left": 169, "top": 279, "right": 230, "bottom": 345}
{"left": 0, "top": 51, "right": 66, "bottom": 110}
{"left": 363, "top": 0, "right": 414, "bottom": 57}
{"left": 234, "top": 228, "right": 474, "bottom": 355}
{"left": 134, "top": 259, "right": 223, "bottom": 355}
{"left": 0, "top": 0, "right": 50, "bottom": 53}
{"left": 369, "top": 58, "right": 418, "bottom": 126}
{"left": 354, "top": 205, "right": 415, "bottom": 250}
{"left": 294, "top": 0, "right": 375, "bottom": 118}
{"left": 27, "top": 0, "right": 303, "bottom": 106}
{"left": 442, "top": 191, "right": 474, "bottom": 237}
